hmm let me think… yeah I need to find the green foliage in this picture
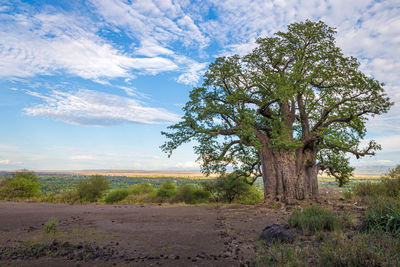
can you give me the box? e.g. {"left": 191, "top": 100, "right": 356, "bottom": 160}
{"left": 129, "top": 182, "right": 155, "bottom": 195}
{"left": 104, "top": 189, "right": 129, "bottom": 204}
{"left": 289, "top": 206, "right": 338, "bottom": 233}
{"left": 174, "top": 184, "right": 211, "bottom": 204}
{"left": 156, "top": 181, "right": 177, "bottom": 201}
{"left": 0, "top": 171, "right": 41, "bottom": 198}
{"left": 76, "top": 175, "right": 110, "bottom": 202}
{"left": 161, "top": 19, "right": 392, "bottom": 193}
{"left": 388, "top": 164, "right": 400, "bottom": 178}
{"left": 201, "top": 172, "right": 254, "bottom": 203}
{"left": 237, "top": 186, "right": 263, "bottom": 204}
{"left": 43, "top": 218, "right": 58, "bottom": 234}
{"left": 361, "top": 197, "right": 400, "bottom": 235}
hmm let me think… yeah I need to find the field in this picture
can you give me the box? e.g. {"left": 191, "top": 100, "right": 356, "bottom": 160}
{"left": 0, "top": 170, "right": 384, "bottom": 196}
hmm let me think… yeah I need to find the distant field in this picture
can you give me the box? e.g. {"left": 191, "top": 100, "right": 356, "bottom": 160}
{"left": 0, "top": 170, "right": 384, "bottom": 195}
{"left": 318, "top": 175, "right": 382, "bottom": 189}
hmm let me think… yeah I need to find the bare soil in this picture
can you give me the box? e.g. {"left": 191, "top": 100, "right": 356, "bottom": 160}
{"left": 0, "top": 189, "right": 362, "bottom": 267}
{"left": 0, "top": 201, "right": 290, "bottom": 267}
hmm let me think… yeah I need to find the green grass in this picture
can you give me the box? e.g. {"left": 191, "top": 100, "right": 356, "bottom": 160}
{"left": 288, "top": 205, "right": 339, "bottom": 233}
{"left": 352, "top": 177, "right": 400, "bottom": 198}
{"left": 361, "top": 197, "right": 400, "bottom": 235}
{"left": 255, "top": 231, "right": 400, "bottom": 267}
{"left": 318, "top": 231, "right": 400, "bottom": 267}
{"left": 43, "top": 218, "right": 58, "bottom": 234}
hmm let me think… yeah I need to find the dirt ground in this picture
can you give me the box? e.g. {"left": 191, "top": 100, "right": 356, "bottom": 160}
{"left": 0, "top": 189, "right": 360, "bottom": 267}
{"left": 0, "top": 200, "right": 292, "bottom": 267}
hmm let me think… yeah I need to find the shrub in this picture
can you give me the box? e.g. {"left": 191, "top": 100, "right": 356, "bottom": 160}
{"left": 388, "top": 164, "right": 400, "bottom": 178}
{"left": 289, "top": 205, "right": 338, "bottom": 233}
{"left": 201, "top": 171, "right": 254, "bottom": 203}
{"left": 104, "top": 189, "right": 129, "bottom": 204}
{"left": 361, "top": 197, "right": 400, "bottom": 235}
{"left": 174, "top": 184, "right": 211, "bottom": 204}
{"left": 192, "top": 188, "right": 211, "bottom": 202}
{"left": 43, "top": 218, "right": 58, "bottom": 234}
{"left": 156, "top": 181, "right": 177, "bottom": 201}
{"left": 76, "top": 175, "right": 109, "bottom": 202}
{"left": 237, "top": 186, "right": 263, "bottom": 204}
{"left": 0, "top": 171, "right": 41, "bottom": 198}
{"left": 129, "top": 182, "right": 155, "bottom": 195}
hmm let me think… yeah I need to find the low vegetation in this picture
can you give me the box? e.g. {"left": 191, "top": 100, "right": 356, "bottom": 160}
{"left": 0, "top": 171, "right": 262, "bottom": 205}
{"left": 104, "top": 188, "right": 130, "bottom": 204}
{"left": 257, "top": 165, "right": 400, "bottom": 266}
{"left": 43, "top": 218, "right": 58, "bottom": 234}
{"left": 256, "top": 231, "right": 400, "bottom": 267}
{"left": 201, "top": 172, "right": 262, "bottom": 203}
{"left": 288, "top": 205, "right": 339, "bottom": 233}
{"left": 0, "top": 170, "right": 41, "bottom": 198}
{"left": 76, "top": 175, "right": 110, "bottom": 202}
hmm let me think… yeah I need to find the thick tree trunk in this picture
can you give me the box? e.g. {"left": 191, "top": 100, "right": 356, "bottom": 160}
{"left": 260, "top": 145, "right": 318, "bottom": 203}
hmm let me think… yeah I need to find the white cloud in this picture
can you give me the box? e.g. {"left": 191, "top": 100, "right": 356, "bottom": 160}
{"left": 0, "top": 159, "right": 11, "bottom": 164}
{"left": 176, "top": 57, "right": 208, "bottom": 85}
{"left": 24, "top": 89, "right": 180, "bottom": 126}
{"left": 0, "top": 10, "right": 178, "bottom": 81}
{"left": 90, "top": 0, "right": 209, "bottom": 49}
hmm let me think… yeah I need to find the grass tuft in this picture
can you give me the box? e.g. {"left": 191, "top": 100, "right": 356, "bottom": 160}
{"left": 43, "top": 218, "right": 58, "bottom": 234}
{"left": 289, "top": 205, "right": 338, "bottom": 233}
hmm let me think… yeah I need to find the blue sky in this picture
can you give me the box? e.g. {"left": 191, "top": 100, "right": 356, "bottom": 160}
{"left": 0, "top": 0, "right": 399, "bottom": 170}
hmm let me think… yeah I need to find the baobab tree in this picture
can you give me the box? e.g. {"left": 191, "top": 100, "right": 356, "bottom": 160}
{"left": 161, "top": 20, "right": 392, "bottom": 202}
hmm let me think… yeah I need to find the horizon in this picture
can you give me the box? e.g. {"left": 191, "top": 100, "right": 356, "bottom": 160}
{"left": 1, "top": 0, "right": 399, "bottom": 170}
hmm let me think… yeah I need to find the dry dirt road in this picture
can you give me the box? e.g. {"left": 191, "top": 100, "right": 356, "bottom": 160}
{"left": 0, "top": 201, "right": 290, "bottom": 266}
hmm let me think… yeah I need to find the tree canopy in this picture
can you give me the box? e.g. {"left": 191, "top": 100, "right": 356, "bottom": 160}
{"left": 161, "top": 20, "right": 392, "bottom": 199}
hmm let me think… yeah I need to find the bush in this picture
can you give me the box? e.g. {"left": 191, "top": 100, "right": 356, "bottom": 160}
{"left": 237, "top": 186, "right": 263, "bottom": 204}
{"left": 0, "top": 171, "right": 41, "bottom": 198}
{"left": 129, "top": 182, "right": 155, "bottom": 195}
{"left": 201, "top": 171, "right": 254, "bottom": 203}
{"left": 156, "top": 181, "right": 177, "bottom": 202}
{"left": 289, "top": 206, "right": 338, "bottom": 233}
{"left": 174, "top": 184, "right": 211, "bottom": 204}
{"left": 43, "top": 218, "right": 58, "bottom": 234}
{"left": 104, "top": 189, "right": 129, "bottom": 204}
{"left": 361, "top": 197, "right": 400, "bottom": 235}
{"left": 388, "top": 164, "right": 400, "bottom": 178}
{"left": 76, "top": 176, "right": 109, "bottom": 202}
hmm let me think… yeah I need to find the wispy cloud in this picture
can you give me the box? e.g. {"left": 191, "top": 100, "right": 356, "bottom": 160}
{"left": 24, "top": 89, "right": 180, "bottom": 125}
{"left": 175, "top": 56, "right": 208, "bottom": 85}
{"left": 90, "top": 0, "right": 209, "bottom": 50}
{"left": 0, "top": 8, "right": 177, "bottom": 81}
